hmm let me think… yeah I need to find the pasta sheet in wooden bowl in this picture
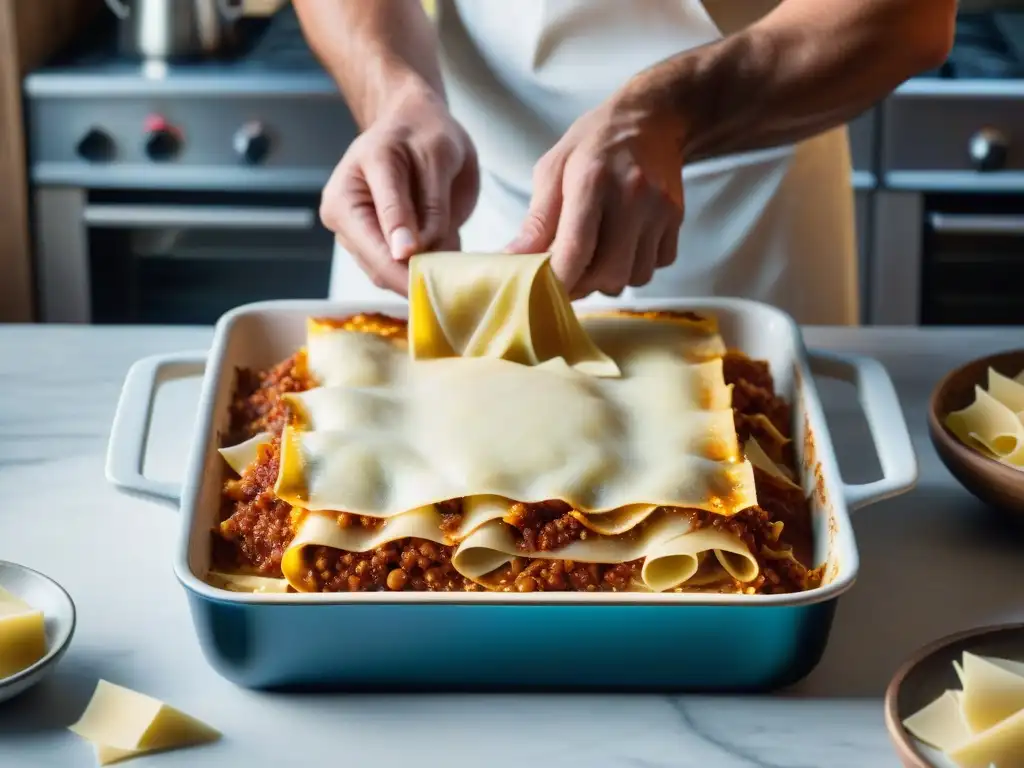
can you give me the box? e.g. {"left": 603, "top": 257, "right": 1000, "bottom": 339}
{"left": 929, "top": 349, "right": 1024, "bottom": 519}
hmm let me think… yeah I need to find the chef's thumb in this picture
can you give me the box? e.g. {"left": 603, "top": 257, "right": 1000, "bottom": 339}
{"left": 505, "top": 178, "right": 562, "bottom": 254}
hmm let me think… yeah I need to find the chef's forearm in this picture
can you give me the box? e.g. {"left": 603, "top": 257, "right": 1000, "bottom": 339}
{"left": 293, "top": 0, "right": 444, "bottom": 128}
{"left": 631, "top": 0, "right": 955, "bottom": 162}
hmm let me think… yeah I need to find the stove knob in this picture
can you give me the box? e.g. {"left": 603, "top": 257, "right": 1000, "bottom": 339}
{"left": 144, "top": 116, "right": 181, "bottom": 162}
{"left": 234, "top": 122, "right": 271, "bottom": 165}
{"left": 76, "top": 128, "right": 115, "bottom": 163}
{"left": 969, "top": 128, "right": 1009, "bottom": 172}
{"left": 145, "top": 128, "right": 180, "bottom": 161}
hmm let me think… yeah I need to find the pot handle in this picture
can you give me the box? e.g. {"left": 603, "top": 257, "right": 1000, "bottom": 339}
{"left": 105, "top": 351, "right": 208, "bottom": 507}
{"left": 806, "top": 349, "right": 918, "bottom": 511}
{"left": 104, "top": 0, "right": 130, "bottom": 19}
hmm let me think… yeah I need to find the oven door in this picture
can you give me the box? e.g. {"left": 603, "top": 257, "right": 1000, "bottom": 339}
{"left": 36, "top": 189, "right": 334, "bottom": 325}
{"left": 922, "top": 193, "right": 1024, "bottom": 325}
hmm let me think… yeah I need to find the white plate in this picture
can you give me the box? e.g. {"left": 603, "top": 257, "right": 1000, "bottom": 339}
{"left": 0, "top": 561, "right": 76, "bottom": 703}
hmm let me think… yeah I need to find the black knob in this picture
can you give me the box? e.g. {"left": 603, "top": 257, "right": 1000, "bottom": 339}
{"left": 145, "top": 128, "right": 181, "bottom": 162}
{"left": 233, "top": 121, "right": 271, "bottom": 165}
{"left": 76, "top": 128, "right": 115, "bottom": 163}
{"left": 969, "top": 127, "right": 1009, "bottom": 172}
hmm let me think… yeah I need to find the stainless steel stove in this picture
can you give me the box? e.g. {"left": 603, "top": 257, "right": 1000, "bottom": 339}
{"left": 25, "top": 6, "right": 356, "bottom": 324}
{"left": 872, "top": 11, "right": 1024, "bottom": 326}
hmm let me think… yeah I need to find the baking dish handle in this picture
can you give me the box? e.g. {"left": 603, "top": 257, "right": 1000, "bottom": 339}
{"left": 105, "top": 351, "right": 208, "bottom": 506}
{"left": 806, "top": 349, "right": 918, "bottom": 511}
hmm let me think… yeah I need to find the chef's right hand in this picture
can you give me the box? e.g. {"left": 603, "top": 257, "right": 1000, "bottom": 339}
{"left": 319, "top": 84, "right": 480, "bottom": 295}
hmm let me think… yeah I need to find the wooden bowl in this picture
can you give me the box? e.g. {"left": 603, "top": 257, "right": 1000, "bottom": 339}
{"left": 884, "top": 623, "right": 1024, "bottom": 768}
{"left": 928, "top": 349, "right": 1024, "bottom": 518}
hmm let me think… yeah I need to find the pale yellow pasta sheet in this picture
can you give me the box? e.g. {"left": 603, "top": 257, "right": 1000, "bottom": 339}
{"left": 408, "top": 252, "right": 621, "bottom": 377}
{"left": 988, "top": 368, "right": 1024, "bottom": 414}
{"left": 902, "top": 651, "right": 1024, "bottom": 768}
{"left": 946, "top": 384, "right": 1024, "bottom": 466}
{"left": 217, "top": 431, "right": 272, "bottom": 475}
{"left": 960, "top": 651, "right": 1024, "bottom": 733}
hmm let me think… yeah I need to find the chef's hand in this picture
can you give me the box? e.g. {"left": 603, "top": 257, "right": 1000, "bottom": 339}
{"left": 320, "top": 85, "right": 480, "bottom": 295}
{"left": 506, "top": 90, "right": 684, "bottom": 298}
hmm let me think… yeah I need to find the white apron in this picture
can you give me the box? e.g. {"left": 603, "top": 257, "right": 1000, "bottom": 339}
{"left": 328, "top": 0, "right": 859, "bottom": 326}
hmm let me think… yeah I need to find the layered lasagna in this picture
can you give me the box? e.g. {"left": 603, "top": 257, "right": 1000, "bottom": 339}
{"left": 209, "top": 253, "right": 823, "bottom": 595}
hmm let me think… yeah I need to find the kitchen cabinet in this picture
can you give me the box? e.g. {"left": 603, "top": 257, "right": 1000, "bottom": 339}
{"left": 0, "top": 0, "right": 100, "bottom": 322}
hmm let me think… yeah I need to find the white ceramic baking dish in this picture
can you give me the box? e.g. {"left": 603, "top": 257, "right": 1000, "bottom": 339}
{"left": 106, "top": 297, "right": 917, "bottom": 691}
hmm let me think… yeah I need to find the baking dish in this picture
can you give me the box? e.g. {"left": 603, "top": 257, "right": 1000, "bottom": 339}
{"left": 106, "top": 297, "right": 917, "bottom": 692}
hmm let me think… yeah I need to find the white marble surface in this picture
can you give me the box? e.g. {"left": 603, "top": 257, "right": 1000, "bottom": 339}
{"left": 1, "top": 324, "right": 1024, "bottom": 768}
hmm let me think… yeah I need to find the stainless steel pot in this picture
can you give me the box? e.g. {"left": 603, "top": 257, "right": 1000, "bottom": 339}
{"left": 104, "top": 0, "right": 244, "bottom": 60}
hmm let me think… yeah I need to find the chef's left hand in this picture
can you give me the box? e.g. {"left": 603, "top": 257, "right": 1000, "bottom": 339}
{"left": 505, "top": 89, "right": 685, "bottom": 298}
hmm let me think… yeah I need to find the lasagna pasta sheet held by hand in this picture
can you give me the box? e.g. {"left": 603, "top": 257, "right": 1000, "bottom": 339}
{"left": 213, "top": 251, "right": 820, "bottom": 594}
{"left": 407, "top": 251, "right": 621, "bottom": 376}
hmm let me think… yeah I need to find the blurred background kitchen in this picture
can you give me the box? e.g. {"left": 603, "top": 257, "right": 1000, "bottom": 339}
{"left": 3, "top": 0, "right": 1024, "bottom": 326}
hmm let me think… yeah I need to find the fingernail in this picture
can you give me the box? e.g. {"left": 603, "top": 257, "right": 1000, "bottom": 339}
{"left": 390, "top": 227, "right": 416, "bottom": 261}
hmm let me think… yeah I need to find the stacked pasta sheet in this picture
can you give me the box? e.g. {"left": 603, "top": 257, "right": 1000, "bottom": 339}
{"left": 213, "top": 253, "right": 808, "bottom": 594}
{"left": 946, "top": 367, "right": 1024, "bottom": 469}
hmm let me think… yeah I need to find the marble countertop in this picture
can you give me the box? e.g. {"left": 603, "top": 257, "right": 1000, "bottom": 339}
{"left": 2, "top": 324, "right": 1024, "bottom": 768}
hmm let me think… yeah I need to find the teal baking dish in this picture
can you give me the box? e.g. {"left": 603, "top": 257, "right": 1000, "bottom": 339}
{"left": 105, "top": 298, "right": 917, "bottom": 691}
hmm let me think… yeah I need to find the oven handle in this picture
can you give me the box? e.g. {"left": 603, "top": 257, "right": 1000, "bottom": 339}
{"left": 83, "top": 204, "right": 317, "bottom": 230}
{"left": 928, "top": 212, "right": 1024, "bottom": 236}
{"left": 106, "top": 351, "right": 207, "bottom": 507}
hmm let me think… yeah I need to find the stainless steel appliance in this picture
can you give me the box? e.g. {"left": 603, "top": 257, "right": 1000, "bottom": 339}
{"left": 872, "top": 11, "right": 1024, "bottom": 325}
{"left": 105, "top": 0, "right": 244, "bottom": 60}
{"left": 25, "top": 7, "right": 358, "bottom": 324}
